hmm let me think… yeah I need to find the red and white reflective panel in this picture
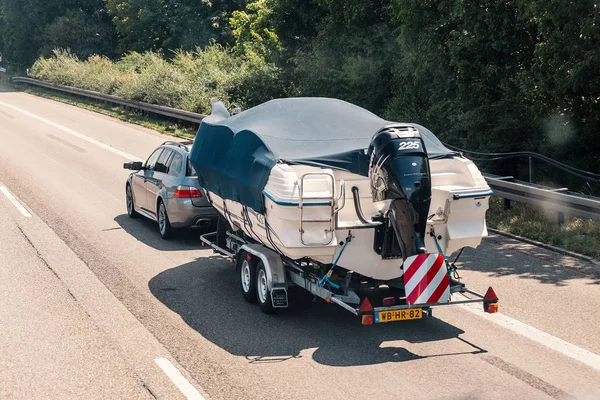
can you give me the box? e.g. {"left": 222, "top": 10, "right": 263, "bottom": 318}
{"left": 403, "top": 253, "right": 450, "bottom": 305}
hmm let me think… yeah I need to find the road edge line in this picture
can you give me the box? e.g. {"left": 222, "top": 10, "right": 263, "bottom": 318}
{"left": 155, "top": 357, "right": 206, "bottom": 400}
{"left": 456, "top": 296, "right": 600, "bottom": 373}
{"left": 0, "top": 186, "right": 32, "bottom": 217}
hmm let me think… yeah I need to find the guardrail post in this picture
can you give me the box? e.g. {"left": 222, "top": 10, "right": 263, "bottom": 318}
{"left": 557, "top": 212, "right": 565, "bottom": 225}
{"left": 504, "top": 198, "right": 511, "bottom": 210}
{"left": 529, "top": 156, "right": 533, "bottom": 183}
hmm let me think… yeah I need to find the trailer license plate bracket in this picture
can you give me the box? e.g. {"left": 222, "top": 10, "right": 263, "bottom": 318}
{"left": 271, "top": 288, "right": 288, "bottom": 308}
{"left": 376, "top": 308, "right": 422, "bottom": 323}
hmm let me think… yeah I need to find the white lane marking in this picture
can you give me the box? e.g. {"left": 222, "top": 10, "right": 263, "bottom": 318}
{"left": 456, "top": 295, "right": 600, "bottom": 372}
{"left": 0, "top": 186, "right": 32, "bottom": 217}
{"left": 155, "top": 357, "right": 206, "bottom": 400}
{"left": 0, "top": 101, "right": 140, "bottom": 160}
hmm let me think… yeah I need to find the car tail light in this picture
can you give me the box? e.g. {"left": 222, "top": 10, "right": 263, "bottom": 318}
{"left": 174, "top": 185, "right": 202, "bottom": 199}
{"left": 174, "top": 186, "right": 191, "bottom": 198}
{"left": 189, "top": 187, "right": 203, "bottom": 198}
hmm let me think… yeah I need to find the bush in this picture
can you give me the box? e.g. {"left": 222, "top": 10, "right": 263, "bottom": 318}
{"left": 29, "top": 46, "right": 285, "bottom": 114}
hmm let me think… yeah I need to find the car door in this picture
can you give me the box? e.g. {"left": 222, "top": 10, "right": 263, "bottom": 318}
{"left": 145, "top": 149, "right": 173, "bottom": 216}
{"left": 133, "top": 148, "right": 162, "bottom": 212}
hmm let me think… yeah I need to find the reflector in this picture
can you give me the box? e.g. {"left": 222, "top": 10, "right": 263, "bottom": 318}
{"left": 484, "top": 287, "right": 498, "bottom": 302}
{"left": 359, "top": 297, "right": 373, "bottom": 313}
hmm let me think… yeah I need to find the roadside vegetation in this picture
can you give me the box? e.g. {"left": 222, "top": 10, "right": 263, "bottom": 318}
{"left": 29, "top": 48, "right": 284, "bottom": 115}
{"left": 486, "top": 197, "right": 600, "bottom": 260}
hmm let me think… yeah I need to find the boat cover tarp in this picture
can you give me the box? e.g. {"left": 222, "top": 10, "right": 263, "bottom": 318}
{"left": 189, "top": 98, "right": 454, "bottom": 213}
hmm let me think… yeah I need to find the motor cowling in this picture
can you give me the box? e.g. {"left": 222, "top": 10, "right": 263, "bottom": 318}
{"left": 368, "top": 126, "right": 432, "bottom": 259}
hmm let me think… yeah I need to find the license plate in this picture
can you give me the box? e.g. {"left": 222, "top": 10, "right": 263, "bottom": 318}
{"left": 375, "top": 308, "right": 422, "bottom": 323}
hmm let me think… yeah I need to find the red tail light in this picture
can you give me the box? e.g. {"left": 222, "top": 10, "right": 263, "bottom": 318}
{"left": 382, "top": 297, "right": 396, "bottom": 307}
{"left": 189, "top": 188, "right": 203, "bottom": 198}
{"left": 174, "top": 186, "right": 202, "bottom": 199}
{"left": 483, "top": 287, "right": 499, "bottom": 313}
{"left": 359, "top": 297, "right": 373, "bottom": 313}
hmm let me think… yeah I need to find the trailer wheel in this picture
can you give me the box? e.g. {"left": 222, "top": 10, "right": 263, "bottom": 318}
{"left": 256, "top": 261, "right": 275, "bottom": 314}
{"left": 239, "top": 255, "right": 257, "bottom": 303}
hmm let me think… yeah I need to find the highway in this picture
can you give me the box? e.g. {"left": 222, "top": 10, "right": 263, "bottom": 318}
{"left": 1, "top": 84, "right": 600, "bottom": 399}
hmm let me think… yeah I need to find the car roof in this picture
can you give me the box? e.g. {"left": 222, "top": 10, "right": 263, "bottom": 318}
{"left": 160, "top": 140, "right": 194, "bottom": 154}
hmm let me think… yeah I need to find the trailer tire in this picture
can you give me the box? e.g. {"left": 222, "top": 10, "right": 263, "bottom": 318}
{"left": 239, "top": 254, "right": 257, "bottom": 303}
{"left": 256, "top": 261, "right": 275, "bottom": 314}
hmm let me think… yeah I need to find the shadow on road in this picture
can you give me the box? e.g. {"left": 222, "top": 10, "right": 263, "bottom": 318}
{"left": 149, "top": 256, "right": 486, "bottom": 367}
{"left": 114, "top": 214, "right": 213, "bottom": 251}
{"left": 456, "top": 235, "right": 600, "bottom": 286}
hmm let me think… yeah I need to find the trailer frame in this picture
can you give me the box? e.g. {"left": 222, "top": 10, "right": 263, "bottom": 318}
{"left": 200, "top": 230, "right": 498, "bottom": 324}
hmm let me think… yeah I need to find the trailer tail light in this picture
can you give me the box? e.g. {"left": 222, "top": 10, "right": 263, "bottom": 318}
{"left": 483, "top": 286, "right": 498, "bottom": 313}
{"left": 486, "top": 303, "right": 499, "bottom": 313}
{"left": 361, "top": 315, "right": 374, "bottom": 325}
{"left": 382, "top": 297, "right": 395, "bottom": 307}
{"left": 174, "top": 186, "right": 203, "bottom": 198}
{"left": 359, "top": 297, "right": 373, "bottom": 313}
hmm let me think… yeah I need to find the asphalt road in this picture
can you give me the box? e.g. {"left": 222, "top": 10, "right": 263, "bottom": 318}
{"left": 1, "top": 85, "right": 600, "bottom": 400}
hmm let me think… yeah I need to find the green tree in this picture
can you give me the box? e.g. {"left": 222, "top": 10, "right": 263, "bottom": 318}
{"left": 230, "top": 0, "right": 281, "bottom": 59}
{"left": 387, "top": 1, "right": 537, "bottom": 153}
{"left": 521, "top": 0, "right": 600, "bottom": 171}
{"left": 0, "top": 0, "right": 116, "bottom": 66}
{"left": 105, "top": 0, "right": 248, "bottom": 54}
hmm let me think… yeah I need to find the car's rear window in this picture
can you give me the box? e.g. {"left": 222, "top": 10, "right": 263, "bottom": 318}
{"left": 186, "top": 159, "right": 197, "bottom": 176}
{"left": 169, "top": 153, "right": 184, "bottom": 176}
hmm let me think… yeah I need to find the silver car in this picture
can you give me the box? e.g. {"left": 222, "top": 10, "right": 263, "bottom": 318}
{"left": 123, "top": 141, "right": 218, "bottom": 239}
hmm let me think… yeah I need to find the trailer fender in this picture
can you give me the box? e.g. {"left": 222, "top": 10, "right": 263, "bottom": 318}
{"left": 239, "top": 244, "right": 287, "bottom": 290}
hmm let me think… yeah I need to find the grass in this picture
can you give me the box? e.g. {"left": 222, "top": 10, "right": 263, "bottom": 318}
{"left": 486, "top": 196, "right": 600, "bottom": 260}
{"left": 12, "top": 83, "right": 197, "bottom": 139}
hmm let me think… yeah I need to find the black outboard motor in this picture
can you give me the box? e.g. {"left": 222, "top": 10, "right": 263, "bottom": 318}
{"left": 368, "top": 125, "right": 432, "bottom": 259}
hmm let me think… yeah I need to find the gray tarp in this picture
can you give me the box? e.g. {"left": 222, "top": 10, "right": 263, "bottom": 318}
{"left": 189, "top": 98, "right": 455, "bottom": 213}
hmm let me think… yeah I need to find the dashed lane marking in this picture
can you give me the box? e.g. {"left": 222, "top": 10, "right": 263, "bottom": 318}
{"left": 0, "top": 101, "right": 140, "bottom": 160}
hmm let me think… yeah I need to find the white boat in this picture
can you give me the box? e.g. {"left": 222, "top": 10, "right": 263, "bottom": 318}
{"left": 190, "top": 98, "right": 491, "bottom": 282}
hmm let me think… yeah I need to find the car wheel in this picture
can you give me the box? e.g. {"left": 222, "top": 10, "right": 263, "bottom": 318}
{"left": 157, "top": 200, "right": 173, "bottom": 239}
{"left": 126, "top": 184, "right": 138, "bottom": 218}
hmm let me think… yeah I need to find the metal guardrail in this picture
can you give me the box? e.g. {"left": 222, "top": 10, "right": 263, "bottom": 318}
{"left": 485, "top": 174, "right": 600, "bottom": 221}
{"left": 11, "top": 77, "right": 206, "bottom": 124}
{"left": 11, "top": 76, "right": 600, "bottom": 221}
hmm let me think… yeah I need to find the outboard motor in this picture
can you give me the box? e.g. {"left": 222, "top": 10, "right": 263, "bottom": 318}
{"left": 368, "top": 125, "right": 432, "bottom": 259}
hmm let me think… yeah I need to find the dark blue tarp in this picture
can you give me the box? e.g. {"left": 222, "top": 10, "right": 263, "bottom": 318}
{"left": 189, "top": 98, "right": 454, "bottom": 213}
